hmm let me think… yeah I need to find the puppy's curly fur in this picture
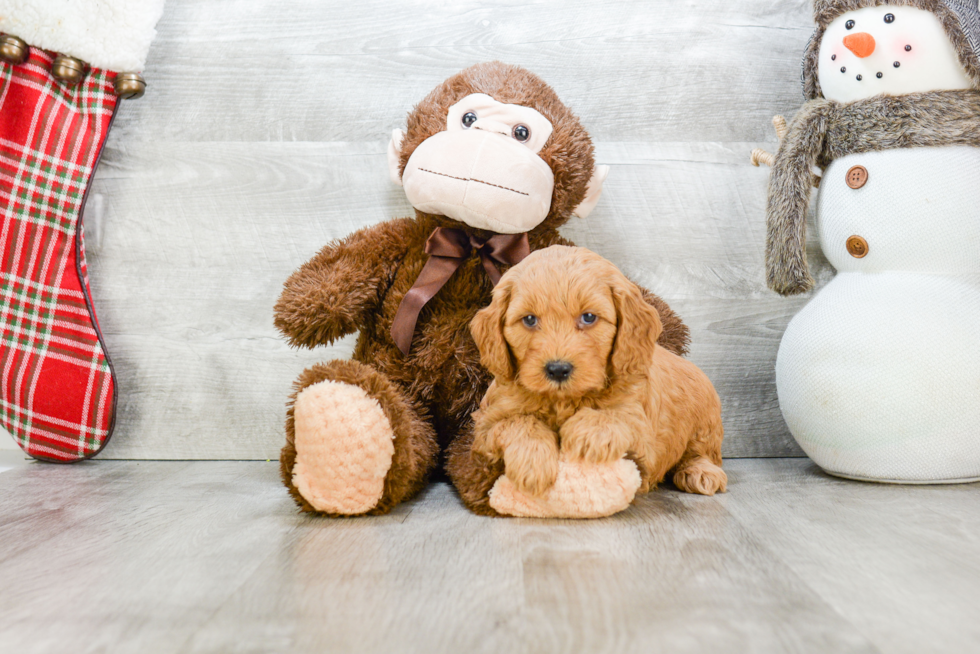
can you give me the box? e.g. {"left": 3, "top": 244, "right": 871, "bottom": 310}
{"left": 468, "top": 246, "right": 727, "bottom": 500}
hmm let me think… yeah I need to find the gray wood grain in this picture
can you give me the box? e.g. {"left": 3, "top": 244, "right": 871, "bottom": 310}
{"left": 8, "top": 0, "right": 829, "bottom": 458}
{"left": 8, "top": 460, "right": 958, "bottom": 654}
{"left": 719, "top": 459, "right": 980, "bottom": 654}
{"left": 113, "top": 0, "right": 815, "bottom": 145}
{"left": 0, "top": 462, "right": 295, "bottom": 654}
{"left": 85, "top": 139, "right": 822, "bottom": 459}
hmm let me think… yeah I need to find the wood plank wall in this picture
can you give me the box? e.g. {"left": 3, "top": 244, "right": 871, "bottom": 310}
{"left": 76, "top": 0, "right": 828, "bottom": 459}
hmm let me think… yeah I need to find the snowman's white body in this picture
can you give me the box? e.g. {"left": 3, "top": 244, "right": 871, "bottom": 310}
{"left": 775, "top": 5, "right": 980, "bottom": 482}
{"left": 776, "top": 146, "right": 980, "bottom": 481}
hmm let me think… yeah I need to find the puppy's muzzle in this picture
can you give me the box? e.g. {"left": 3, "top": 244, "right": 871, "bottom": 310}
{"left": 544, "top": 360, "right": 574, "bottom": 384}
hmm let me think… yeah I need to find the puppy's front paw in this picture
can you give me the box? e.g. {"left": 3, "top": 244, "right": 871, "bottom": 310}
{"left": 560, "top": 408, "right": 632, "bottom": 464}
{"left": 504, "top": 437, "right": 560, "bottom": 497}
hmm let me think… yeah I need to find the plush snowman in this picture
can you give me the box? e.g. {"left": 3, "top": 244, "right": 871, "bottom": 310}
{"left": 761, "top": 0, "right": 980, "bottom": 482}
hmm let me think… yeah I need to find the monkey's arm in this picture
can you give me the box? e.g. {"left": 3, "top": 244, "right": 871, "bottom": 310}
{"left": 638, "top": 287, "right": 690, "bottom": 357}
{"left": 274, "top": 218, "right": 413, "bottom": 348}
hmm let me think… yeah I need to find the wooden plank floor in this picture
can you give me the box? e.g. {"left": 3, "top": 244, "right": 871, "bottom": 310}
{"left": 0, "top": 459, "right": 977, "bottom": 654}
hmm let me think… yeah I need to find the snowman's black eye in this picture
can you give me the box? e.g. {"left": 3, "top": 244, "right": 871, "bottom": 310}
{"left": 845, "top": 19, "right": 855, "bottom": 29}
{"left": 512, "top": 125, "right": 530, "bottom": 142}
{"left": 884, "top": 13, "right": 895, "bottom": 23}
{"left": 462, "top": 112, "right": 477, "bottom": 128}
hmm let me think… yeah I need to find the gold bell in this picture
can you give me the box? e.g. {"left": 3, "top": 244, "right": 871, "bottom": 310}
{"left": 113, "top": 72, "right": 146, "bottom": 100}
{"left": 51, "top": 55, "right": 86, "bottom": 85}
{"left": 0, "top": 34, "right": 29, "bottom": 65}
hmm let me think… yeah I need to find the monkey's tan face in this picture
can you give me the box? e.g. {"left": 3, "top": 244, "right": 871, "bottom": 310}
{"left": 398, "top": 94, "right": 556, "bottom": 234}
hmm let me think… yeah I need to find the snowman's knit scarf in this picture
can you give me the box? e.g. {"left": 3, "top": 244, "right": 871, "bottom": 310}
{"left": 765, "top": 89, "right": 980, "bottom": 295}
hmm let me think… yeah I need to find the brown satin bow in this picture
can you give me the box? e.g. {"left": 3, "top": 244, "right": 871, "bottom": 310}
{"left": 391, "top": 227, "right": 530, "bottom": 356}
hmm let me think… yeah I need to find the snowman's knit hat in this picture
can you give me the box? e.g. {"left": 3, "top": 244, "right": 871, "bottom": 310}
{"left": 803, "top": 0, "right": 980, "bottom": 99}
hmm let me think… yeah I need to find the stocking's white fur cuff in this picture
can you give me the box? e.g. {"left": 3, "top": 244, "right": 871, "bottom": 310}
{"left": 0, "top": 0, "right": 166, "bottom": 72}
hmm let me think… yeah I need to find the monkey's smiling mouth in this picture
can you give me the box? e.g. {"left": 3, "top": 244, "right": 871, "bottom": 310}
{"left": 417, "top": 168, "right": 529, "bottom": 196}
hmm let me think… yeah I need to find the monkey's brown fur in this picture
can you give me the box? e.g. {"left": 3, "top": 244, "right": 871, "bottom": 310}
{"left": 275, "top": 62, "right": 689, "bottom": 516}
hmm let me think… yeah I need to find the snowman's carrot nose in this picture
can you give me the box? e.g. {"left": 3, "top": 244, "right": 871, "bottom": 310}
{"left": 843, "top": 32, "right": 876, "bottom": 58}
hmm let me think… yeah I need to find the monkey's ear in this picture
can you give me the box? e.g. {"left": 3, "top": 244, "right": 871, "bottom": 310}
{"left": 572, "top": 164, "right": 609, "bottom": 219}
{"left": 387, "top": 129, "right": 405, "bottom": 186}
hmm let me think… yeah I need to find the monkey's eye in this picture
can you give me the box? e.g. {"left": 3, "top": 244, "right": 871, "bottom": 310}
{"left": 462, "top": 112, "right": 478, "bottom": 128}
{"left": 580, "top": 312, "right": 597, "bottom": 326}
{"left": 512, "top": 125, "right": 530, "bottom": 142}
{"left": 845, "top": 19, "right": 855, "bottom": 29}
{"left": 884, "top": 13, "right": 894, "bottom": 23}
{"left": 522, "top": 315, "right": 538, "bottom": 328}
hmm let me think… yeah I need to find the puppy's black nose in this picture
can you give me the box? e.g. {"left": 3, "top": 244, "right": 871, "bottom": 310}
{"left": 544, "top": 360, "right": 574, "bottom": 383}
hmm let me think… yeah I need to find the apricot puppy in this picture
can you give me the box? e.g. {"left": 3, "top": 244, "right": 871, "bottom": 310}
{"left": 470, "top": 245, "right": 727, "bottom": 499}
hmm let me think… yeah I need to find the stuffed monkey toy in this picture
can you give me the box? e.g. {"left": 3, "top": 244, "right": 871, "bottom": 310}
{"left": 275, "top": 62, "right": 690, "bottom": 516}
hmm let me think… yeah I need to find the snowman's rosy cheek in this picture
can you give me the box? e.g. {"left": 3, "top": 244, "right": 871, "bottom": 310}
{"left": 889, "top": 32, "right": 915, "bottom": 56}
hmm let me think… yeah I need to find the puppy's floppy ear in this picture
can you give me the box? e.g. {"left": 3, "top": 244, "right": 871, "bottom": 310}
{"left": 610, "top": 276, "right": 664, "bottom": 379}
{"left": 470, "top": 279, "right": 516, "bottom": 381}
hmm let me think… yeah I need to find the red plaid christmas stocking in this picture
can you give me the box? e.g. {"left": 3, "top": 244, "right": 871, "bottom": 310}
{"left": 0, "top": 4, "right": 163, "bottom": 462}
{"left": 0, "top": 49, "right": 120, "bottom": 461}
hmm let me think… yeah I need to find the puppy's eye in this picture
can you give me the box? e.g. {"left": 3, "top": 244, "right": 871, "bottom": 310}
{"left": 522, "top": 315, "right": 538, "bottom": 328}
{"left": 462, "top": 112, "right": 478, "bottom": 128}
{"left": 512, "top": 125, "right": 530, "bottom": 142}
{"left": 580, "top": 312, "right": 597, "bottom": 326}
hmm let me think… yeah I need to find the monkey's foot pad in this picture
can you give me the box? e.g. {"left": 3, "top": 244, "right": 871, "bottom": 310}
{"left": 489, "top": 457, "right": 641, "bottom": 518}
{"left": 291, "top": 380, "right": 395, "bottom": 515}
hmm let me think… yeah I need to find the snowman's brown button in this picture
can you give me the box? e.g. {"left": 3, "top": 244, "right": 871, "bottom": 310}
{"left": 846, "top": 165, "right": 868, "bottom": 189}
{"left": 846, "top": 235, "right": 869, "bottom": 258}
